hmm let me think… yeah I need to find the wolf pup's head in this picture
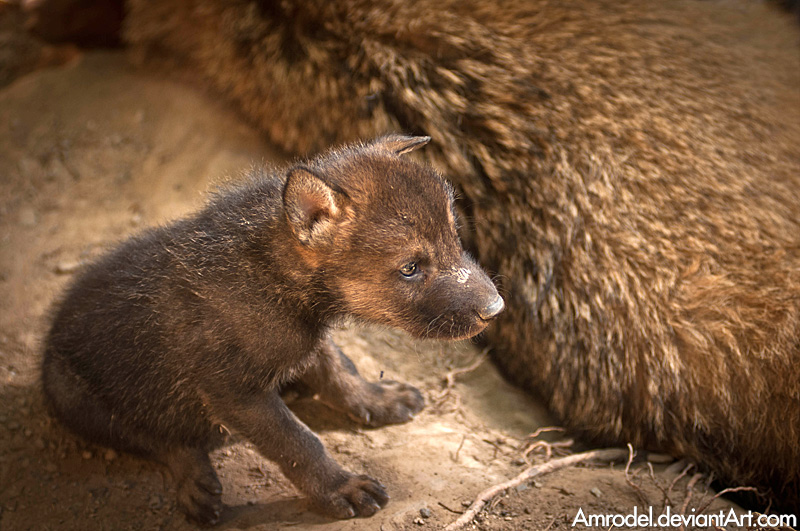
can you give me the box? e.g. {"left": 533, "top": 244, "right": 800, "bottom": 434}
{"left": 283, "top": 135, "right": 503, "bottom": 339}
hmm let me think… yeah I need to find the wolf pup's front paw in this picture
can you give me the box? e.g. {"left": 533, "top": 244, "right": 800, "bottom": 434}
{"left": 312, "top": 472, "right": 390, "bottom": 519}
{"left": 347, "top": 380, "right": 425, "bottom": 427}
{"left": 175, "top": 468, "right": 223, "bottom": 525}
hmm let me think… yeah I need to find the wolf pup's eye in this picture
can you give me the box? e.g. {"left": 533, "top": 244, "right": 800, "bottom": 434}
{"left": 399, "top": 262, "right": 419, "bottom": 278}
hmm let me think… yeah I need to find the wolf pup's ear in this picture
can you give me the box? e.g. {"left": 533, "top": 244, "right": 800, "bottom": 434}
{"left": 373, "top": 134, "right": 431, "bottom": 155}
{"left": 283, "top": 167, "right": 348, "bottom": 246}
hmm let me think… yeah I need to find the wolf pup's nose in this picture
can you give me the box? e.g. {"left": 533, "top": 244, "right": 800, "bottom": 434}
{"left": 478, "top": 294, "right": 505, "bottom": 321}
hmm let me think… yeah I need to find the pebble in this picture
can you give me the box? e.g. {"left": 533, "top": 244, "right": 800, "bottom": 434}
{"left": 646, "top": 452, "right": 675, "bottom": 464}
{"left": 511, "top": 457, "right": 526, "bottom": 466}
{"left": 55, "top": 261, "right": 82, "bottom": 275}
{"left": 590, "top": 487, "right": 603, "bottom": 498}
{"left": 17, "top": 157, "right": 42, "bottom": 179}
{"left": 34, "top": 438, "right": 46, "bottom": 450}
{"left": 104, "top": 449, "right": 118, "bottom": 462}
{"left": 413, "top": 517, "right": 425, "bottom": 525}
{"left": 148, "top": 494, "right": 164, "bottom": 510}
{"left": 18, "top": 207, "right": 37, "bottom": 227}
{"left": 82, "top": 450, "right": 93, "bottom": 460}
{"left": 90, "top": 487, "right": 108, "bottom": 499}
{"left": 420, "top": 507, "right": 432, "bottom": 519}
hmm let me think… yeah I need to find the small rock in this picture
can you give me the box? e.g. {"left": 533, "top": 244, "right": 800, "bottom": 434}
{"left": 18, "top": 157, "right": 42, "bottom": 179}
{"left": 413, "top": 517, "right": 425, "bottom": 525}
{"left": 34, "top": 438, "right": 46, "bottom": 450}
{"left": 46, "top": 158, "right": 73, "bottom": 181}
{"left": 90, "top": 487, "right": 108, "bottom": 499}
{"left": 646, "top": 452, "right": 675, "bottom": 464}
{"left": 532, "top": 480, "right": 542, "bottom": 488}
{"left": 590, "top": 487, "right": 603, "bottom": 498}
{"left": 18, "top": 207, "right": 37, "bottom": 227}
{"left": 148, "top": 494, "right": 163, "bottom": 510}
{"left": 420, "top": 507, "right": 432, "bottom": 519}
{"left": 515, "top": 482, "right": 529, "bottom": 492}
{"left": 55, "top": 261, "right": 82, "bottom": 275}
{"left": 104, "top": 449, "right": 118, "bottom": 462}
{"left": 511, "top": 457, "right": 526, "bottom": 466}
{"left": 23, "top": 428, "right": 32, "bottom": 437}
{"left": 81, "top": 450, "right": 92, "bottom": 460}
{"left": 461, "top": 501, "right": 472, "bottom": 508}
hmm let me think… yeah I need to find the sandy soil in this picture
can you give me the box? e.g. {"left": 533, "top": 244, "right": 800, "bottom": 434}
{"left": 0, "top": 50, "right": 756, "bottom": 531}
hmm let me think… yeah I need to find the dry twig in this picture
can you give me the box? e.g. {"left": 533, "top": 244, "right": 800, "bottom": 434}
{"left": 443, "top": 448, "right": 628, "bottom": 531}
{"left": 452, "top": 434, "right": 467, "bottom": 463}
{"left": 520, "top": 426, "right": 572, "bottom": 462}
{"left": 665, "top": 462, "right": 694, "bottom": 508}
{"left": 694, "top": 486, "right": 759, "bottom": 516}
{"left": 678, "top": 472, "right": 705, "bottom": 531}
{"left": 623, "top": 443, "right": 650, "bottom": 506}
{"left": 433, "top": 350, "right": 488, "bottom": 409}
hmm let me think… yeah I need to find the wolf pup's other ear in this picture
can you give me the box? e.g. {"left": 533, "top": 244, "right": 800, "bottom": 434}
{"left": 283, "top": 167, "right": 348, "bottom": 246}
{"left": 373, "top": 134, "right": 431, "bottom": 155}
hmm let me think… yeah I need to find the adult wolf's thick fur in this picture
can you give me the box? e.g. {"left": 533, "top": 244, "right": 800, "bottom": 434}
{"left": 30, "top": 0, "right": 800, "bottom": 510}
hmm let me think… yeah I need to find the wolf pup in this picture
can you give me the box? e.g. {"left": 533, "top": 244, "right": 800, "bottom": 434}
{"left": 42, "top": 135, "right": 504, "bottom": 525}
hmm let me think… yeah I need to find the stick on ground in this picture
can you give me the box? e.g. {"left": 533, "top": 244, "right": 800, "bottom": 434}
{"left": 444, "top": 448, "right": 629, "bottom": 531}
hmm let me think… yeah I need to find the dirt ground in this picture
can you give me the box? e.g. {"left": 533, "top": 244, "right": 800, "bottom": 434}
{"left": 0, "top": 48, "right": 764, "bottom": 530}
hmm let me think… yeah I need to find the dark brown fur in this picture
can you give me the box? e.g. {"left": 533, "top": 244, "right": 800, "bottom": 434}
{"left": 42, "top": 135, "right": 503, "bottom": 524}
{"left": 28, "top": 0, "right": 800, "bottom": 512}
